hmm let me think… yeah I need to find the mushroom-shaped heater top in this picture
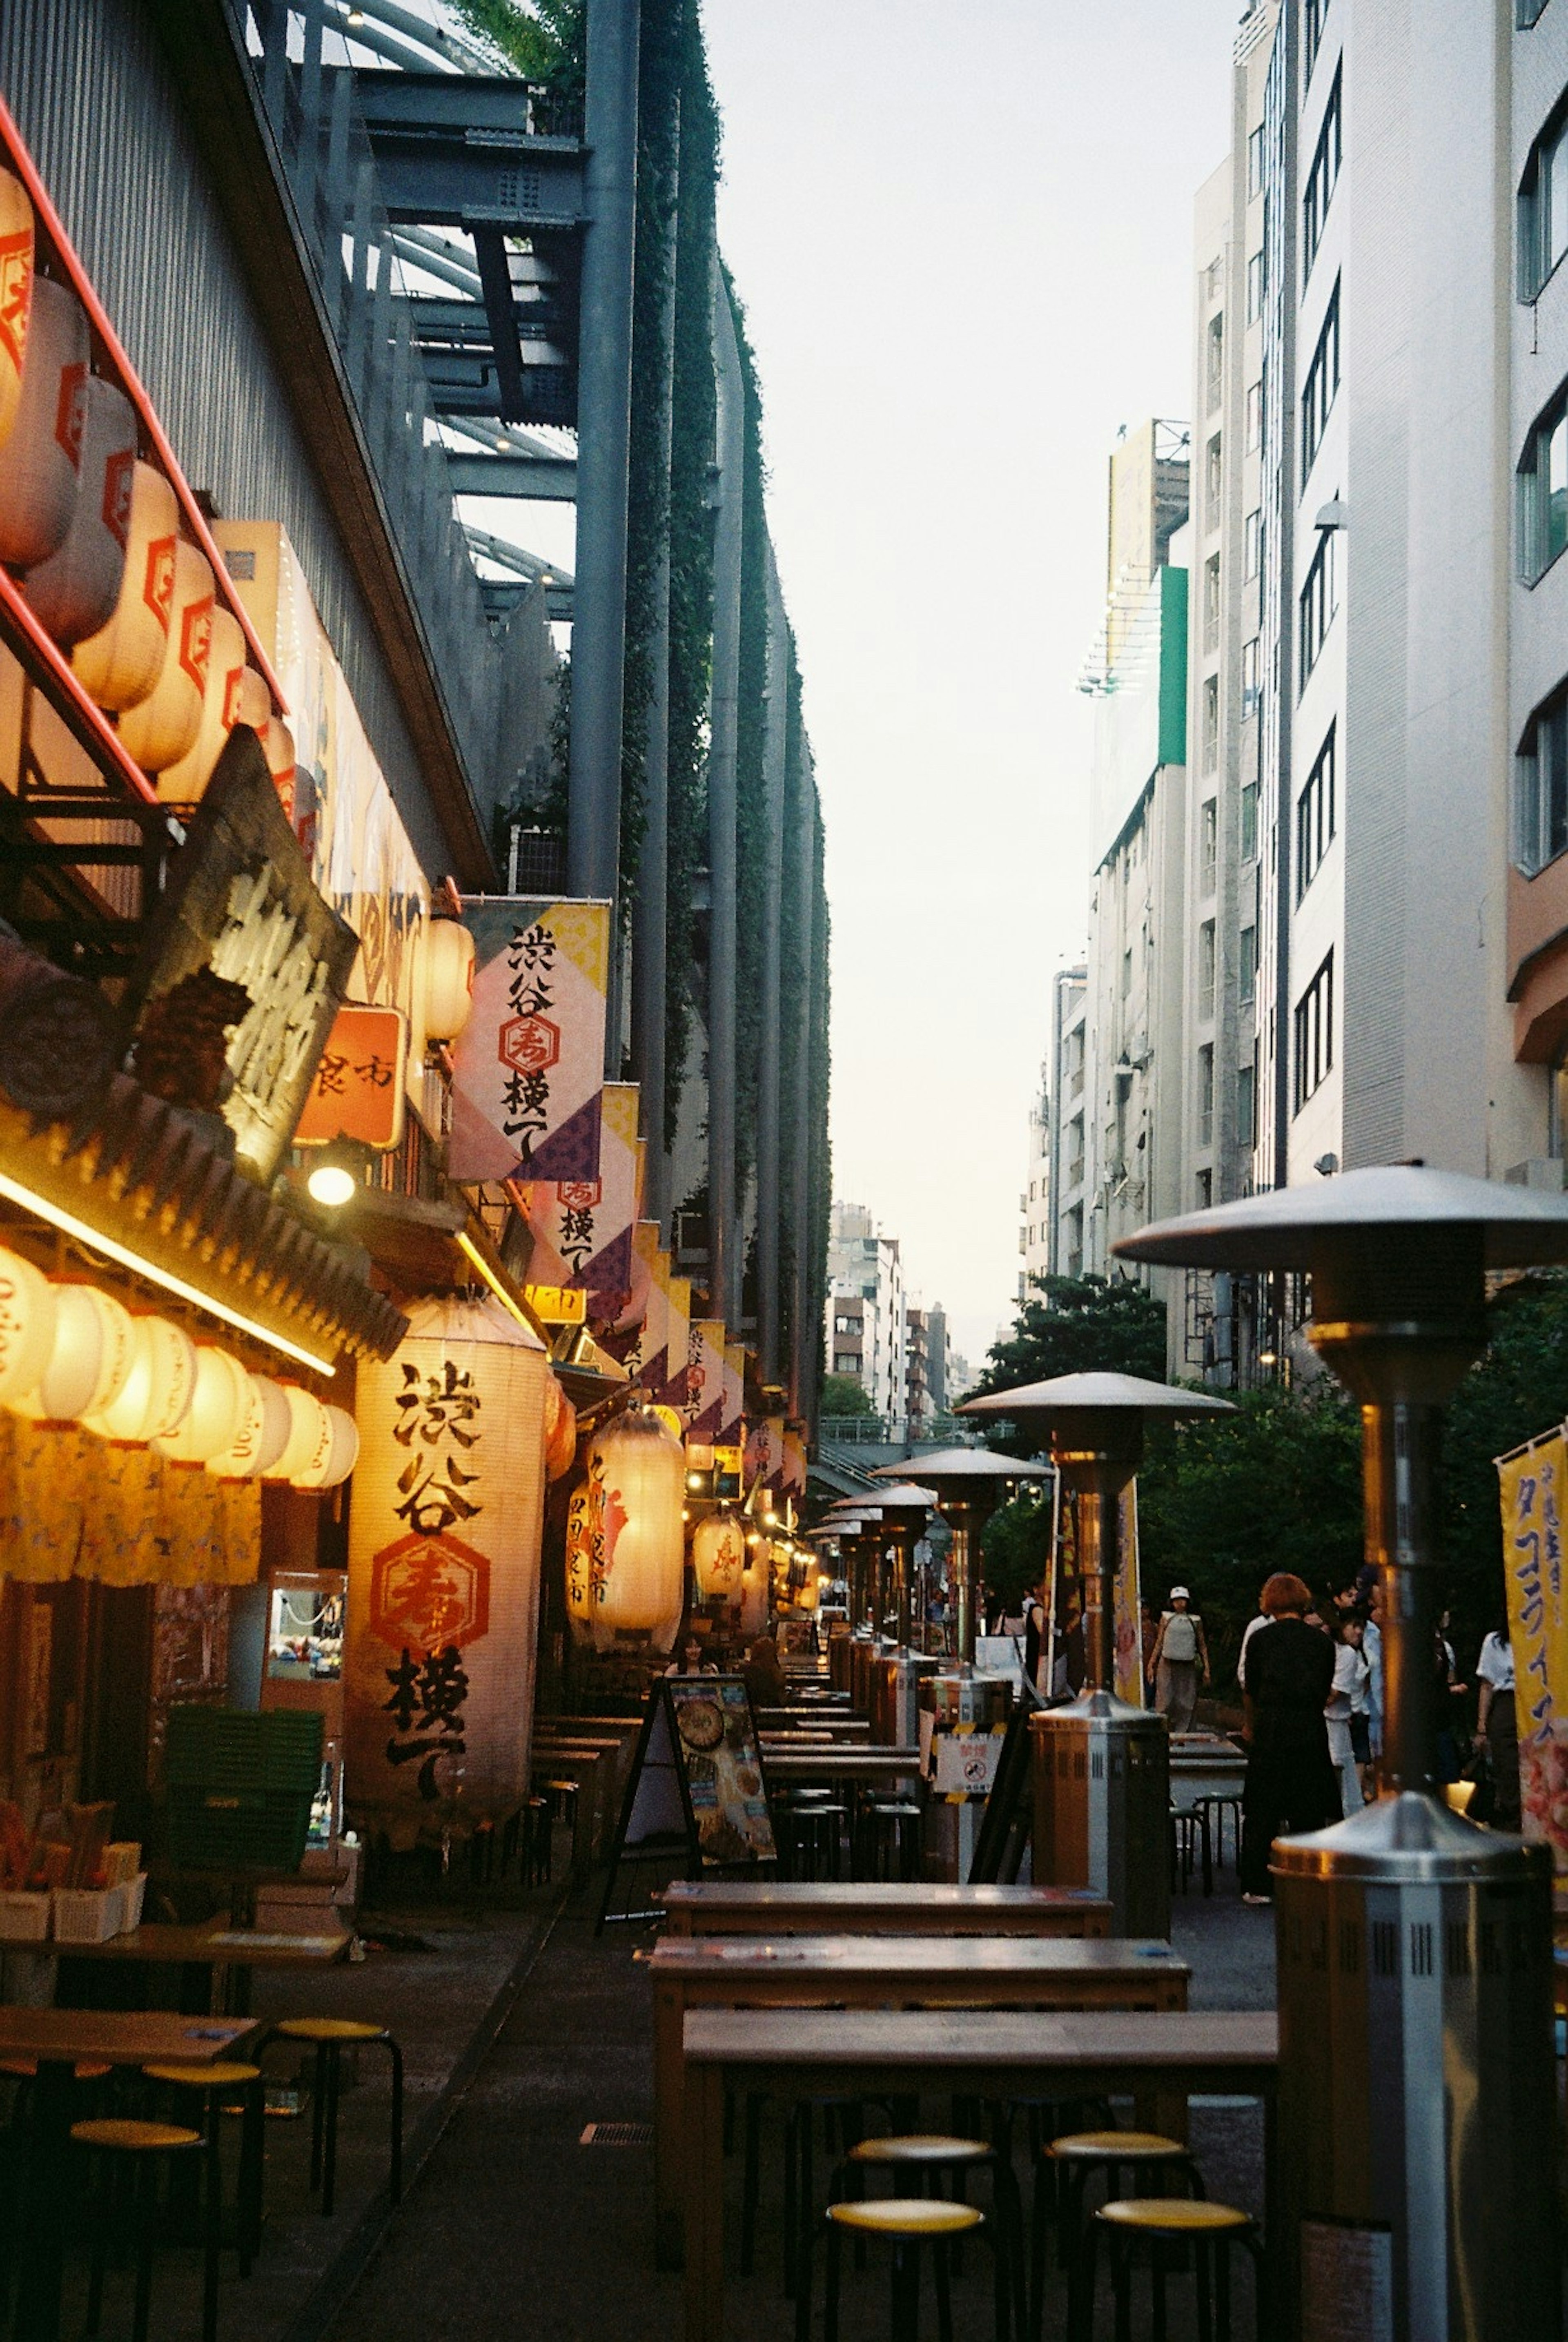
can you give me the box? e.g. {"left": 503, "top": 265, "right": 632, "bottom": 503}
{"left": 869, "top": 1448, "right": 1052, "bottom": 1485}
{"left": 871, "top": 1449, "right": 1051, "bottom": 1662}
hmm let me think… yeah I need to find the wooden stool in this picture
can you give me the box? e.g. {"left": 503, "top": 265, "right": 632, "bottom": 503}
{"left": 1193, "top": 1794, "right": 1243, "bottom": 1872}
{"left": 1095, "top": 2197, "right": 1261, "bottom": 2342}
{"left": 842, "top": 2134, "right": 1027, "bottom": 2342}
{"left": 858, "top": 1799, "right": 921, "bottom": 1881}
{"left": 1169, "top": 1807, "right": 1212, "bottom": 1896}
{"left": 822, "top": 2197, "right": 984, "bottom": 2342}
{"left": 1044, "top": 2130, "right": 1203, "bottom": 2342}
{"left": 70, "top": 2118, "right": 203, "bottom": 2342}
{"left": 266, "top": 2018, "right": 403, "bottom": 2217}
{"left": 142, "top": 2060, "right": 265, "bottom": 2326}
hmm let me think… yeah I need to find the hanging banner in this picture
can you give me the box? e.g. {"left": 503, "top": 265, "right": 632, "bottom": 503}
{"left": 719, "top": 1342, "right": 746, "bottom": 1451}
{"left": 448, "top": 896, "right": 610, "bottom": 1183}
{"left": 660, "top": 1275, "right": 693, "bottom": 1411}
{"left": 744, "top": 1415, "right": 784, "bottom": 1487}
{"left": 345, "top": 1295, "right": 550, "bottom": 1827}
{"left": 1497, "top": 1431, "right": 1568, "bottom": 1868}
{"left": 781, "top": 1427, "right": 807, "bottom": 1502}
{"left": 625, "top": 1225, "right": 666, "bottom": 1388}
{"left": 684, "top": 1317, "right": 727, "bottom": 1438}
{"left": 294, "top": 1004, "right": 408, "bottom": 1149}
{"left": 518, "top": 1082, "right": 640, "bottom": 1328}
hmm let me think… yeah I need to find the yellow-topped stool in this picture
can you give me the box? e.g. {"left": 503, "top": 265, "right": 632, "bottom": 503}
{"left": 844, "top": 2135, "right": 1026, "bottom": 2342}
{"left": 1095, "top": 2197, "right": 1261, "bottom": 2342}
{"left": 822, "top": 2195, "right": 984, "bottom": 2342}
{"left": 263, "top": 2018, "right": 402, "bottom": 2217}
{"left": 143, "top": 2060, "right": 265, "bottom": 2328}
{"left": 70, "top": 2119, "right": 203, "bottom": 2342}
{"left": 1042, "top": 2130, "right": 1203, "bottom": 2342}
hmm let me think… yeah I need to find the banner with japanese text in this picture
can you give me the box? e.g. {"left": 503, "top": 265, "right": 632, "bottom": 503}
{"left": 782, "top": 1428, "right": 807, "bottom": 1502}
{"left": 684, "top": 1318, "right": 728, "bottom": 1439}
{"left": 744, "top": 1415, "right": 784, "bottom": 1488}
{"left": 719, "top": 1343, "right": 746, "bottom": 1449}
{"left": 1497, "top": 1431, "right": 1568, "bottom": 1869}
{"left": 518, "top": 1083, "right": 640, "bottom": 1328}
{"left": 661, "top": 1275, "right": 693, "bottom": 1411}
{"left": 448, "top": 897, "right": 610, "bottom": 1183}
{"left": 626, "top": 1225, "right": 667, "bottom": 1390}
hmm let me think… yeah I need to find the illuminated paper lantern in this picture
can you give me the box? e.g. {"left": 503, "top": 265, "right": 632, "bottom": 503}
{"left": 0, "top": 168, "right": 35, "bottom": 454}
{"left": 22, "top": 374, "right": 136, "bottom": 648}
{"left": 203, "top": 1369, "right": 294, "bottom": 1480}
{"left": 346, "top": 1295, "right": 550, "bottom": 1817}
{"left": 739, "top": 1542, "right": 770, "bottom": 1639}
{"left": 152, "top": 1341, "right": 247, "bottom": 1464}
{"left": 421, "top": 918, "right": 475, "bottom": 1042}
{"left": 261, "top": 715, "right": 296, "bottom": 800}
{"left": 543, "top": 1371, "right": 577, "bottom": 1482}
{"left": 0, "top": 1243, "right": 56, "bottom": 1407}
{"left": 692, "top": 1510, "right": 746, "bottom": 1604}
{"left": 82, "top": 1312, "right": 195, "bottom": 1446}
{"left": 293, "top": 1404, "right": 359, "bottom": 1491}
{"left": 71, "top": 461, "right": 180, "bottom": 711}
{"left": 565, "top": 1404, "right": 685, "bottom": 1654}
{"left": 156, "top": 608, "right": 261, "bottom": 803}
{"left": 0, "top": 276, "right": 88, "bottom": 568}
{"left": 265, "top": 1384, "right": 332, "bottom": 1483}
{"left": 118, "top": 539, "right": 216, "bottom": 772}
{"left": 10, "top": 1284, "right": 134, "bottom": 1423}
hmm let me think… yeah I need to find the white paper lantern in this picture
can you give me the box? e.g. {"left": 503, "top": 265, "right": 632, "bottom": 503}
{"left": 0, "top": 1243, "right": 56, "bottom": 1406}
{"left": 11, "top": 1283, "right": 134, "bottom": 1423}
{"left": 151, "top": 1341, "right": 248, "bottom": 1464}
{"left": 82, "top": 1311, "right": 195, "bottom": 1445}
{"left": 692, "top": 1510, "right": 746, "bottom": 1603}
{"left": 202, "top": 1368, "right": 292, "bottom": 1480}
{"left": 0, "top": 275, "right": 89, "bottom": 568}
{"left": 155, "top": 606, "right": 250, "bottom": 802}
{"left": 0, "top": 169, "right": 36, "bottom": 455}
{"left": 738, "top": 1543, "right": 770, "bottom": 1640}
{"left": 118, "top": 539, "right": 216, "bottom": 773}
{"left": 22, "top": 374, "right": 136, "bottom": 647}
{"left": 71, "top": 461, "right": 179, "bottom": 712}
{"left": 266, "top": 1384, "right": 332, "bottom": 1483}
{"left": 292, "top": 1404, "right": 359, "bottom": 1491}
{"left": 566, "top": 1405, "right": 686, "bottom": 1653}
{"left": 421, "top": 918, "right": 475, "bottom": 1042}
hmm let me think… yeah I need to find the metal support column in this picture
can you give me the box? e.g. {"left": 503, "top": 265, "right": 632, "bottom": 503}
{"left": 568, "top": 0, "right": 640, "bottom": 1064}
{"left": 755, "top": 547, "right": 788, "bottom": 1382}
{"left": 707, "top": 261, "right": 743, "bottom": 1321}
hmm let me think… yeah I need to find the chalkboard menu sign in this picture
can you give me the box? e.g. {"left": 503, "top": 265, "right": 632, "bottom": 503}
{"left": 666, "top": 1677, "right": 778, "bottom": 1867}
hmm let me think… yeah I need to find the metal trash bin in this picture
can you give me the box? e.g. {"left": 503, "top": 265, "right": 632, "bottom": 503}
{"left": 870, "top": 1651, "right": 938, "bottom": 1749}
{"left": 920, "top": 1664, "right": 1014, "bottom": 1881}
{"left": 1031, "top": 1693, "right": 1169, "bottom": 1937}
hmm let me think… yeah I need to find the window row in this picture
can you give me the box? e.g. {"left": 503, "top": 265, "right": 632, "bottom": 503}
{"left": 1303, "top": 67, "right": 1343, "bottom": 277}
{"left": 1296, "top": 722, "right": 1337, "bottom": 898}
{"left": 1294, "top": 950, "right": 1335, "bottom": 1114}
{"left": 1301, "top": 281, "right": 1340, "bottom": 480}
{"left": 1299, "top": 526, "right": 1337, "bottom": 680}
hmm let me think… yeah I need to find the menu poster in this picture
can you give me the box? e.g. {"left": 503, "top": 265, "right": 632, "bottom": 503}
{"left": 665, "top": 1677, "right": 778, "bottom": 1869}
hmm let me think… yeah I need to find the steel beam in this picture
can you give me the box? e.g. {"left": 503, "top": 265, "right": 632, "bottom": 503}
{"left": 708, "top": 263, "right": 744, "bottom": 1324}
{"left": 446, "top": 450, "right": 577, "bottom": 499}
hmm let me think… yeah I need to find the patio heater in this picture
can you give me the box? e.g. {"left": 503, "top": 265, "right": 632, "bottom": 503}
{"left": 872, "top": 1446, "right": 1051, "bottom": 1878}
{"left": 1116, "top": 1165, "right": 1566, "bottom": 2342}
{"left": 959, "top": 1372, "right": 1232, "bottom": 1935}
{"left": 860, "top": 1482, "right": 938, "bottom": 1744}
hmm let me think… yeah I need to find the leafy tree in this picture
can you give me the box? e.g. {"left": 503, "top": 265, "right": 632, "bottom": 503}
{"left": 819, "top": 1373, "right": 876, "bottom": 1420}
{"left": 973, "top": 1275, "right": 1167, "bottom": 1401}
{"left": 979, "top": 1488, "right": 1053, "bottom": 1613}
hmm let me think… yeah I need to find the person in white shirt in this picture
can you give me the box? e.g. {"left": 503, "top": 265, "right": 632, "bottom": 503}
{"left": 1147, "top": 1588, "right": 1209, "bottom": 1732}
{"left": 1475, "top": 1621, "right": 1519, "bottom": 1832}
{"left": 1323, "top": 1613, "right": 1369, "bottom": 1815}
{"left": 1237, "top": 1598, "right": 1270, "bottom": 1691}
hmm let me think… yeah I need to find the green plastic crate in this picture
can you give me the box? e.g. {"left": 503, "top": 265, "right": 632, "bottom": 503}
{"left": 165, "top": 1785, "right": 314, "bottom": 1871}
{"left": 165, "top": 1707, "right": 323, "bottom": 1794}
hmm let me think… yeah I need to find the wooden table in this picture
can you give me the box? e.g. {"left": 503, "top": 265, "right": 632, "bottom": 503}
{"left": 680, "top": 2006, "right": 1278, "bottom": 2341}
{"left": 761, "top": 1748, "right": 922, "bottom": 1788}
{"left": 658, "top": 1880, "right": 1112, "bottom": 1937}
{"left": 650, "top": 1932, "right": 1189, "bottom": 2267}
{"left": 53, "top": 1920, "right": 352, "bottom": 2015}
{"left": 0, "top": 2008, "right": 259, "bottom": 2342}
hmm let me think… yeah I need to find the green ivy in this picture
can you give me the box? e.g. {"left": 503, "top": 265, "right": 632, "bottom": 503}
{"left": 726, "top": 272, "right": 769, "bottom": 1200}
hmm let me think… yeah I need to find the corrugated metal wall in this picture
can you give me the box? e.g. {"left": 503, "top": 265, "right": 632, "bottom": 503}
{"left": 0, "top": 0, "right": 457, "bottom": 881}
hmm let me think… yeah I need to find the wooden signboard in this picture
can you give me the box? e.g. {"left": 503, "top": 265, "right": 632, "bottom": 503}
{"left": 596, "top": 1677, "right": 778, "bottom": 1932}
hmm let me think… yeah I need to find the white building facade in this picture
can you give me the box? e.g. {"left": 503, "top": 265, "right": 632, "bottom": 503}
{"left": 825, "top": 1202, "right": 908, "bottom": 1417}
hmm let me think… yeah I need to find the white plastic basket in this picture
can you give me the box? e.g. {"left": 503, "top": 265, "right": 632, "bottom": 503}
{"left": 116, "top": 1874, "right": 147, "bottom": 1934}
{"left": 0, "top": 1891, "right": 50, "bottom": 1943}
{"left": 53, "top": 1886, "right": 121, "bottom": 1945}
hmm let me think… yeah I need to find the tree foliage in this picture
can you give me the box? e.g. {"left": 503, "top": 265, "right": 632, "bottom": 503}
{"left": 973, "top": 1274, "right": 1168, "bottom": 1398}
{"left": 979, "top": 1488, "right": 1053, "bottom": 1613}
{"left": 1439, "top": 1271, "right": 1568, "bottom": 1664}
{"left": 819, "top": 1373, "right": 875, "bottom": 1420}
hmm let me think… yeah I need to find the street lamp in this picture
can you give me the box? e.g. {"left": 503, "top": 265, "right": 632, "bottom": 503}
{"left": 959, "top": 1370, "right": 1232, "bottom": 1934}
{"left": 1116, "top": 1163, "right": 1568, "bottom": 2342}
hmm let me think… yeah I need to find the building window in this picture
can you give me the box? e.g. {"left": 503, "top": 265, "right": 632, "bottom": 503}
{"left": 1200, "top": 798, "right": 1218, "bottom": 894}
{"left": 1201, "top": 675, "right": 1219, "bottom": 773}
{"left": 1237, "top": 1053, "right": 1257, "bottom": 1148}
{"left": 1247, "top": 250, "right": 1266, "bottom": 325}
{"left": 1241, "top": 635, "right": 1261, "bottom": 717}
{"left": 1296, "top": 722, "right": 1337, "bottom": 897}
{"left": 1239, "top": 925, "right": 1257, "bottom": 1008}
{"left": 1299, "top": 525, "right": 1337, "bottom": 681}
{"left": 1205, "top": 433, "right": 1223, "bottom": 526}
{"left": 1203, "top": 553, "right": 1221, "bottom": 653}
{"left": 1121, "top": 947, "right": 1133, "bottom": 1000}
{"left": 1520, "top": 0, "right": 1552, "bottom": 22}
{"left": 1241, "top": 778, "right": 1259, "bottom": 861}
{"left": 1519, "top": 104, "right": 1568, "bottom": 296}
{"left": 1198, "top": 920, "right": 1216, "bottom": 1022}
{"left": 1244, "top": 508, "right": 1262, "bottom": 580}
{"left": 1245, "top": 380, "right": 1263, "bottom": 453}
{"left": 1519, "top": 385, "right": 1568, "bottom": 582}
{"left": 1197, "top": 1044, "right": 1215, "bottom": 1149}
{"left": 1248, "top": 124, "right": 1265, "bottom": 201}
{"left": 1207, "top": 315, "right": 1225, "bottom": 413}
{"left": 1302, "top": 67, "right": 1343, "bottom": 276}
{"left": 1304, "top": 0, "right": 1330, "bottom": 79}
{"left": 1301, "top": 280, "right": 1341, "bottom": 480}
{"left": 1516, "top": 680, "right": 1568, "bottom": 875}
{"left": 1293, "top": 950, "right": 1334, "bottom": 1112}
{"left": 1196, "top": 1168, "right": 1214, "bottom": 1208}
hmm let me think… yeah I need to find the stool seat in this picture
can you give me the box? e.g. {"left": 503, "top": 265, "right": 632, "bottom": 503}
{"left": 142, "top": 2062, "right": 261, "bottom": 2089}
{"left": 827, "top": 2196, "right": 985, "bottom": 2240}
{"left": 850, "top": 2133, "right": 991, "bottom": 2167}
{"left": 1099, "top": 2197, "right": 1253, "bottom": 2235}
{"left": 274, "top": 2017, "right": 388, "bottom": 2043}
{"left": 0, "top": 2056, "right": 110, "bottom": 2081}
{"left": 70, "top": 2119, "right": 200, "bottom": 2154}
{"left": 1049, "top": 2129, "right": 1187, "bottom": 2162}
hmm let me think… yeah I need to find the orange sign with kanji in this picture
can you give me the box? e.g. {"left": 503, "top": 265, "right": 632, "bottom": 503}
{"left": 295, "top": 1004, "right": 408, "bottom": 1149}
{"left": 368, "top": 1529, "right": 491, "bottom": 1652}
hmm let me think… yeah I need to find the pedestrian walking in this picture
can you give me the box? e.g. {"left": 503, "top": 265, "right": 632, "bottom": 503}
{"left": 1475, "top": 1616, "right": 1520, "bottom": 1833}
{"left": 1239, "top": 1571, "right": 1340, "bottom": 1902}
{"left": 1323, "top": 1612, "right": 1368, "bottom": 1816}
{"left": 1147, "top": 1587, "right": 1209, "bottom": 1732}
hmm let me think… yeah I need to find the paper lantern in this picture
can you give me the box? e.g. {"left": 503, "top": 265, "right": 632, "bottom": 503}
{"left": 10, "top": 1283, "right": 134, "bottom": 1423}
{"left": 566, "top": 1404, "right": 686, "bottom": 1653}
{"left": 117, "top": 539, "right": 216, "bottom": 772}
{"left": 203, "top": 1369, "right": 294, "bottom": 1480}
{"left": 156, "top": 608, "right": 261, "bottom": 803}
{"left": 0, "top": 276, "right": 88, "bottom": 568}
{"left": 692, "top": 1510, "right": 746, "bottom": 1603}
{"left": 543, "top": 1372, "right": 577, "bottom": 1482}
{"left": 292, "top": 1404, "right": 359, "bottom": 1491}
{"left": 796, "top": 1562, "right": 821, "bottom": 1613}
{"left": 0, "top": 1243, "right": 56, "bottom": 1406}
{"left": 421, "top": 918, "right": 475, "bottom": 1042}
{"left": 82, "top": 1312, "right": 196, "bottom": 1445}
{"left": 265, "top": 1384, "right": 332, "bottom": 1483}
{"left": 22, "top": 374, "right": 136, "bottom": 647}
{"left": 151, "top": 1341, "right": 247, "bottom": 1464}
{"left": 738, "top": 1542, "right": 770, "bottom": 1639}
{"left": 72, "top": 461, "right": 180, "bottom": 711}
{"left": 345, "top": 1294, "right": 550, "bottom": 1816}
{"left": 0, "top": 169, "right": 35, "bottom": 454}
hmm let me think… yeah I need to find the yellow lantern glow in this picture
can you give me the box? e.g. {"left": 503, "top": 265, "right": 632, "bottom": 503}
{"left": 23, "top": 374, "right": 136, "bottom": 648}
{"left": 71, "top": 461, "right": 179, "bottom": 712}
{"left": 118, "top": 539, "right": 216, "bottom": 774}
{"left": 11, "top": 1283, "right": 134, "bottom": 1423}
{"left": 203, "top": 1369, "right": 295, "bottom": 1480}
{"left": 421, "top": 918, "right": 475, "bottom": 1042}
{"left": 0, "top": 168, "right": 35, "bottom": 455}
{"left": 0, "top": 1243, "right": 56, "bottom": 1407}
{"left": 292, "top": 1404, "right": 359, "bottom": 1491}
{"left": 156, "top": 608, "right": 254, "bottom": 803}
{"left": 739, "top": 1542, "right": 770, "bottom": 1639}
{"left": 543, "top": 1372, "right": 577, "bottom": 1482}
{"left": 0, "top": 276, "right": 89, "bottom": 569}
{"left": 265, "top": 1384, "right": 332, "bottom": 1484}
{"left": 566, "top": 1404, "right": 685, "bottom": 1653}
{"left": 82, "top": 1311, "right": 195, "bottom": 1445}
{"left": 796, "top": 1563, "right": 821, "bottom": 1613}
{"left": 692, "top": 1510, "right": 746, "bottom": 1603}
{"left": 152, "top": 1342, "right": 248, "bottom": 1464}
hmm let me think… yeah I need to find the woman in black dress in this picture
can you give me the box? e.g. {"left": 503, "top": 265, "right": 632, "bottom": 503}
{"left": 1239, "top": 1571, "right": 1341, "bottom": 1903}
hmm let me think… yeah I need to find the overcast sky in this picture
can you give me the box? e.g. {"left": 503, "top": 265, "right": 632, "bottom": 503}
{"left": 700, "top": 0, "right": 1243, "bottom": 1377}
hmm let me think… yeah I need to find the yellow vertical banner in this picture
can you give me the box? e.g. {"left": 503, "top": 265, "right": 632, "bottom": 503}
{"left": 1497, "top": 1430, "right": 1568, "bottom": 1866}
{"left": 1114, "top": 1483, "right": 1145, "bottom": 1710}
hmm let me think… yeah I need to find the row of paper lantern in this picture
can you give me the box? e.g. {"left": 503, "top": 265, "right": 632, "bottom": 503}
{"left": 0, "top": 169, "right": 292, "bottom": 804}
{"left": 0, "top": 1245, "right": 356, "bottom": 1487}
{"left": 690, "top": 1511, "right": 771, "bottom": 1640}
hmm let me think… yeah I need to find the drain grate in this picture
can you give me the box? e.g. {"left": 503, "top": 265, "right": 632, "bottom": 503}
{"left": 580, "top": 2120, "right": 653, "bottom": 2148}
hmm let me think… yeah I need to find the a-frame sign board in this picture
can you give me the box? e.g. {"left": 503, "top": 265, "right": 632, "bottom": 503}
{"left": 965, "top": 1688, "right": 1045, "bottom": 1885}
{"left": 596, "top": 1676, "right": 779, "bottom": 1933}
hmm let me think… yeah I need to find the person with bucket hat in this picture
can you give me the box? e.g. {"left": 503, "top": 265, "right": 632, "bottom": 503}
{"left": 1147, "top": 1586, "right": 1209, "bottom": 1731}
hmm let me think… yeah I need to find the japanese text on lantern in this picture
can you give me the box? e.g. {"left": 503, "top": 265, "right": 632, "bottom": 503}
{"left": 371, "top": 1359, "right": 490, "bottom": 1797}
{"left": 498, "top": 922, "right": 559, "bottom": 1154}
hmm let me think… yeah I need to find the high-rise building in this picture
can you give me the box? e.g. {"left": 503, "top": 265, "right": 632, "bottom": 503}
{"left": 1018, "top": 1063, "right": 1052, "bottom": 1301}
{"left": 824, "top": 1203, "right": 908, "bottom": 1417}
{"left": 1047, "top": 966, "right": 1090, "bottom": 1277}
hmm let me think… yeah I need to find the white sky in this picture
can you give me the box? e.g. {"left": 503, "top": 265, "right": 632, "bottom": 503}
{"left": 701, "top": 0, "right": 1243, "bottom": 1376}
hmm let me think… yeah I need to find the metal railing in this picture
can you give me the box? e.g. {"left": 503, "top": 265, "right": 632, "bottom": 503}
{"left": 817, "top": 1415, "right": 969, "bottom": 1447}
